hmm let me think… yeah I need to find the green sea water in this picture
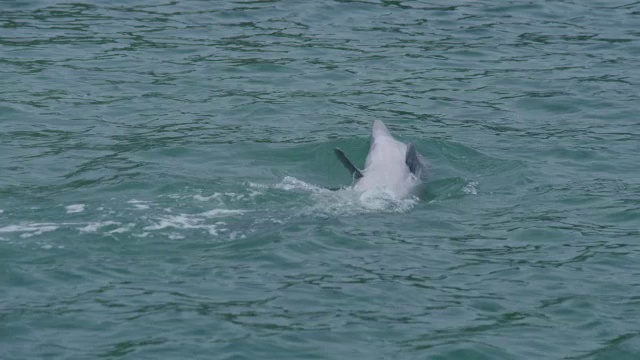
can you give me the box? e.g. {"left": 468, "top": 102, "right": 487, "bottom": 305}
{"left": 2, "top": 1, "right": 640, "bottom": 359}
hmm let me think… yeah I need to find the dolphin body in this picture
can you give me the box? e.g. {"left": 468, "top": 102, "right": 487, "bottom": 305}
{"left": 334, "top": 120, "right": 427, "bottom": 199}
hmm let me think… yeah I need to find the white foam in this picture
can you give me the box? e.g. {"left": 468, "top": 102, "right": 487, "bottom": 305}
{"left": 463, "top": 181, "right": 478, "bottom": 195}
{"left": 262, "top": 176, "right": 418, "bottom": 216}
{"left": 194, "top": 194, "right": 221, "bottom": 202}
{"left": 195, "top": 190, "right": 261, "bottom": 203}
{"left": 254, "top": 217, "right": 285, "bottom": 225}
{"left": 142, "top": 208, "right": 245, "bottom": 237}
{"left": 143, "top": 215, "right": 194, "bottom": 232}
{"left": 307, "top": 187, "right": 418, "bottom": 216}
{"left": 229, "top": 231, "right": 246, "bottom": 240}
{"left": 275, "top": 176, "right": 327, "bottom": 193}
{"left": 358, "top": 189, "right": 418, "bottom": 212}
{"left": 128, "top": 199, "right": 151, "bottom": 210}
{"left": 0, "top": 209, "right": 4, "bottom": 214}
{"left": 248, "top": 181, "right": 269, "bottom": 189}
{"left": 144, "top": 214, "right": 222, "bottom": 236}
{"left": 223, "top": 192, "right": 245, "bottom": 201}
{"left": 78, "top": 221, "right": 120, "bottom": 233}
{"left": 0, "top": 223, "right": 59, "bottom": 238}
{"left": 201, "top": 209, "right": 245, "bottom": 217}
{"left": 66, "top": 204, "right": 85, "bottom": 214}
{"left": 108, "top": 223, "right": 135, "bottom": 234}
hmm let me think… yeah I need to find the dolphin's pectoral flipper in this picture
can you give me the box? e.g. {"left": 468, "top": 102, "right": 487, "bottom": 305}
{"left": 405, "top": 143, "right": 422, "bottom": 176}
{"left": 334, "top": 148, "right": 363, "bottom": 180}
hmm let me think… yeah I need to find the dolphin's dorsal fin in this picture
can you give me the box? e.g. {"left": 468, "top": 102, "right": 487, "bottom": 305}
{"left": 405, "top": 143, "right": 421, "bottom": 175}
{"left": 334, "top": 148, "right": 363, "bottom": 180}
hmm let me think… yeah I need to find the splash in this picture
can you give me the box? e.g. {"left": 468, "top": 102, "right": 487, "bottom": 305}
{"left": 309, "top": 187, "right": 418, "bottom": 216}
{"left": 463, "top": 181, "right": 478, "bottom": 195}
{"left": 1, "top": 177, "right": 422, "bottom": 245}
{"left": 273, "top": 176, "right": 328, "bottom": 193}
{"left": 259, "top": 176, "right": 418, "bottom": 216}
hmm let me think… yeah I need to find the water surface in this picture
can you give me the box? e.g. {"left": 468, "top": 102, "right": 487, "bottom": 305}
{"left": 2, "top": 1, "right": 640, "bottom": 359}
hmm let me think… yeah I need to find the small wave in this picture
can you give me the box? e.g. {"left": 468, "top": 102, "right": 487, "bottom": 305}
{"left": 193, "top": 194, "right": 221, "bottom": 201}
{"left": 127, "top": 199, "right": 151, "bottom": 210}
{"left": 193, "top": 193, "right": 243, "bottom": 202}
{"left": 108, "top": 223, "right": 135, "bottom": 234}
{"left": 0, "top": 223, "right": 60, "bottom": 238}
{"left": 41, "top": 244, "right": 64, "bottom": 250}
{"left": 65, "top": 204, "right": 85, "bottom": 214}
{"left": 78, "top": 221, "right": 120, "bottom": 233}
{"left": 201, "top": 209, "right": 246, "bottom": 217}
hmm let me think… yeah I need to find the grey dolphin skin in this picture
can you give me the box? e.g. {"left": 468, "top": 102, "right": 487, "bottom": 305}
{"left": 335, "top": 120, "right": 426, "bottom": 199}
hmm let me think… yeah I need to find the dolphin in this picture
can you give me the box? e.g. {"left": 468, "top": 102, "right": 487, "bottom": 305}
{"left": 334, "top": 120, "right": 427, "bottom": 199}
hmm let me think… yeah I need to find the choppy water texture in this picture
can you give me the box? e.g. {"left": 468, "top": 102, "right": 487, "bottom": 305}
{"left": 2, "top": 0, "right": 640, "bottom": 359}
